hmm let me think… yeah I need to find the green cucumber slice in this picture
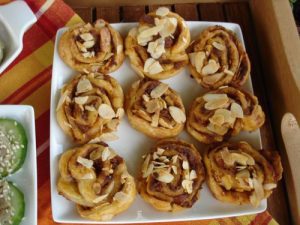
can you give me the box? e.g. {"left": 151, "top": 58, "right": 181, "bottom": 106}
{"left": 0, "top": 119, "right": 28, "bottom": 177}
{"left": 0, "top": 180, "right": 25, "bottom": 225}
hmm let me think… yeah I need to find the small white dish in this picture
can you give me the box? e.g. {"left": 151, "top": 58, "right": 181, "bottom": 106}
{"left": 0, "top": 1, "right": 36, "bottom": 74}
{"left": 0, "top": 105, "right": 37, "bottom": 225}
{"left": 50, "top": 22, "right": 266, "bottom": 223}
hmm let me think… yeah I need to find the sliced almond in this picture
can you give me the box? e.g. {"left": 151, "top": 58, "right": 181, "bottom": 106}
{"left": 75, "top": 96, "right": 89, "bottom": 105}
{"left": 250, "top": 178, "right": 265, "bottom": 207}
{"left": 171, "top": 165, "right": 178, "bottom": 175}
{"left": 156, "top": 148, "right": 165, "bottom": 155}
{"left": 169, "top": 106, "right": 186, "bottom": 123}
{"left": 151, "top": 110, "right": 160, "bottom": 127}
{"left": 103, "top": 180, "right": 115, "bottom": 194}
{"left": 172, "top": 155, "right": 178, "bottom": 164}
{"left": 156, "top": 7, "right": 170, "bottom": 17}
{"left": 85, "top": 105, "right": 96, "bottom": 112}
{"left": 82, "top": 51, "right": 95, "bottom": 58}
{"left": 150, "top": 83, "right": 169, "bottom": 98}
{"left": 77, "top": 156, "right": 93, "bottom": 169}
{"left": 209, "top": 113, "right": 225, "bottom": 126}
{"left": 263, "top": 183, "right": 277, "bottom": 191}
{"left": 116, "top": 108, "right": 125, "bottom": 119}
{"left": 83, "top": 40, "right": 95, "bottom": 48}
{"left": 231, "top": 102, "right": 244, "bottom": 118}
{"left": 202, "top": 59, "right": 220, "bottom": 75}
{"left": 142, "top": 94, "right": 150, "bottom": 102}
{"left": 93, "top": 194, "right": 108, "bottom": 203}
{"left": 221, "top": 174, "right": 233, "bottom": 190}
{"left": 153, "top": 152, "right": 159, "bottom": 160}
{"left": 182, "top": 180, "right": 193, "bottom": 194}
{"left": 142, "top": 154, "right": 151, "bottom": 174}
{"left": 143, "top": 162, "right": 154, "bottom": 178}
{"left": 148, "top": 60, "right": 164, "bottom": 75}
{"left": 81, "top": 173, "right": 95, "bottom": 180}
{"left": 189, "top": 170, "right": 197, "bottom": 180}
{"left": 133, "top": 109, "right": 152, "bottom": 122}
{"left": 147, "top": 38, "right": 165, "bottom": 59}
{"left": 207, "top": 123, "right": 228, "bottom": 135}
{"left": 98, "top": 104, "right": 116, "bottom": 119}
{"left": 204, "top": 98, "right": 229, "bottom": 110}
{"left": 203, "top": 93, "right": 228, "bottom": 102}
{"left": 76, "top": 41, "right": 87, "bottom": 52}
{"left": 212, "top": 41, "right": 225, "bottom": 51}
{"left": 113, "top": 191, "right": 130, "bottom": 202}
{"left": 203, "top": 72, "right": 224, "bottom": 84}
{"left": 80, "top": 33, "right": 94, "bottom": 41}
{"left": 145, "top": 99, "right": 162, "bottom": 113}
{"left": 156, "top": 170, "right": 174, "bottom": 183}
{"left": 138, "top": 25, "right": 163, "bottom": 40}
{"left": 224, "top": 68, "right": 234, "bottom": 76}
{"left": 236, "top": 169, "right": 250, "bottom": 179}
{"left": 182, "top": 160, "right": 189, "bottom": 170}
{"left": 144, "top": 58, "right": 156, "bottom": 73}
{"left": 77, "top": 78, "right": 93, "bottom": 94}
{"left": 159, "top": 17, "right": 177, "bottom": 38}
{"left": 189, "top": 51, "right": 206, "bottom": 74}
{"left": 159, "top": 118, "right": 173, "bottom": 129}
{"left": 101, "top": 147, "right": 111, "bottom": 161}
{"left": 214, "top": 109, "right": 235, "bottom": 125}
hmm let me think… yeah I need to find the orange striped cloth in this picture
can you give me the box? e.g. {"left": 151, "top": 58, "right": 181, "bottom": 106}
{"left": 0, "top": 1, "right": 279, "bottom": 225}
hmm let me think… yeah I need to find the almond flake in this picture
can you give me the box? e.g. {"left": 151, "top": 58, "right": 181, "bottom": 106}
{"left": 56, "top": 91, "right": 69, "bottom": 111}
{"left": 142, "top": 94, "right": 150, "bottom": 102}
{"left": 93, "top": 194, "right": 108, "bottom": 203}
{"left": 231, "top": 102, "right": 244, "bottom": 118}
{"left": 153, "top": 152, "right": 159, "bottom": 160}
{"left": 103, "top": 180, "right": 115, "bottom": 194}
{"left": 98, "top": 104, "right": 116, "bottom": 119}
{"left": 83, "top": 40, "right": 95, "bottom": 48}
{"left": 224, "top": 68, "right": 234, "bottom": 76}
{"left": 214, "top": 109, "right": 235, "bottom": 125}
{"left": 209, "top": 114, "right": 225, "bottom": 126}
{"left": 203, "top": 93, "right": 228, "bottom": 102}
{"left": 189, "top": 170, "right": 197, "bottom": 180}
{"left": 203, "top": 72, "right": 224, "bottom": 84}
{"left": 77, "top": 156, "right": 93, "bottom": 169}
{"left": 75, "top": 96, "right": 89, "bottom": 105}
{"left": 81, "top": 173, "right": 95, "bottom": 179}
{"left": 182, "top": 180, "right": 193, "bottom": 194}
{"left": 172, "top": 155, "right": 178, "bottom": 164}
{"left": 204, "top": 98, "right": 229, "bottom": 110}
{"left": 171, "top": 165, "right": 178, "bottom": 175}
{"left": 236, "top": 169, "right": 250, "bottom": 179}
{"left": 263, "top": 183, "right": 277, "bottom": 191}
{"left": 145, "top": 99, "right": 162, "bottom": 113}
{"left": 212, "top": 41, "right": 225, "bottom": 51}
{"left": 76, "top": 41, "right": 87, "bottom": 52}
{"left": 156, "top": 7, "right": 170, "bottom": 17}
{"left": 156, "top": 148, "right": 165, "bottom": 155}
{"left": 113, "top": 191, "right": 130, "bottom": 202}
{"left": 101, "top": 147, "right": 111, "bottom": 161}
{"left": 80, "top": 33, "right": 94, "bottom": 41}
{"left": 116, "top": 108, "right": 125, "bottom": 119}
{"left": 159, "top": 17, "right": 178, "bottom": 38}
{"left": 151, "top": 110, "right": 160, "bottom": 127}
{"left": 150, "top": 83, "right": 169, "bottom": 98}
{"left": 182, "top": 160, "right": 189, "bottom": 170}
{"left": 147, "top": 38, "right": 165, "bottom": 59}
{"left": 77, "top": 78, "right": 93, "bottom": 94}
{"left": 85, "top": 105, "right": 96, "bottom": 111}
{"left": 143, "top": 162, "right": 154, "bottom": 178}
{"left": 202, "top": 59, "right": 220, "bottom": 75}
{"left": 189, "top": 51, "right": 206, "bottom": 74}
{"left": 169, "top": 106, "right": 186, "bottom": 123}
{"left": 144, "top": 58, "right": 156, "bottom": 73}
{"left": 82, "top": 51, "right": 95, "bottom": 58}
{"left": 138, "top": 25, "right": 163, "bottom": 42}
{"left": 159, "top": 118, "right": 173, "bottom": 128}
{"left": 148, "top": 60, "right": 164, "bottom": 75}
{"left": 156, "top": 170, "right": 174, "bottom": 183}
{"left": 142, "top": 154, "right": 151, "bottom": 174}
{"left": 207, "top": 123, "right": 228, "bottom": 135}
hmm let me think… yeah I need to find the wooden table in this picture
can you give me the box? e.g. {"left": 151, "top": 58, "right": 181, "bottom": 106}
{"left": 67, "top": 2, "right": 292, "bottom": 224}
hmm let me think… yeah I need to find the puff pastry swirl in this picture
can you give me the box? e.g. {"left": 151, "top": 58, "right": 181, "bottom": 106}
{"left": 57, "top": 143, "right": 136, "bottom": 221}
{"left": 125, "top": 7, "right": 190, "bottom": 80}
{"left": 126, "top": 78, "right": 186, "bottom": 139}
{"left": 187, "top": 25, "right": 250, "bottom": 89}
{"left": 56, "top": 72, "right": 124, "bottom": 144}
{"left": 187, "top": 86, "right": 265, "bottom": 144}
{"left": 138, "top": 139, "right": 205, "bottom": 211}
{"left": 59, "top": 19, "right": 124, "bottom": 74}
{"left": 204, "top": 141, "right": 282, "bottom": 206}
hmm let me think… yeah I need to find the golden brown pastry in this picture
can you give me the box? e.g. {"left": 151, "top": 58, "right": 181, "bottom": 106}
{"left": 187, "top": 86, "right": 265, "bottom": 144}
{"left": 126, "top": 78, "right": 186, "bottom": 139}
{"left": 138, "top": 139, "right": 205, "bottom": 211}
{"left": 57, "top": 143, "right": 136, "bottom": 221}
{"left": 204, "top": 141, "right": 282, "bottom": 206}
{"left": 56, "top": 72, "right": 124, "bottom": 144}
{"left": 59, "top": 19, "right": 124, "bottom": 74}
{"left": 125, "top": 7, "right": 190, "bottom": 80}
{"left": 187, "top": 25, "right": 250, "bottom": 89}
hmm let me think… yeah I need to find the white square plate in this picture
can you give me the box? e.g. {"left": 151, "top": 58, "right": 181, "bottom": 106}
{"left": 0, "top": 105, "right": 37, "bottom": 225}
{"left": 50, "top": 22, "right": 266, "bottom": 224}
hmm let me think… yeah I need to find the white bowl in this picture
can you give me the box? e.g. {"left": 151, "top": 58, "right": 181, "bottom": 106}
{"left": 0, "top": 1, "right": 36, "bottom": 74}
{"left": 0, "top": 105, "right": 37, "bottom": 225}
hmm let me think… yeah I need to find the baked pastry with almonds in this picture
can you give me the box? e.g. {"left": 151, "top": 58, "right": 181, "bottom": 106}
{"left": 57, "top": 143, "right": 136, "bottom": 221}
{"left": 56, "top": 72, "right": 124, "bottom": 144}
{"left": 138, "top": 139, "right": 205, "bottom": 211}
{"left": 125, "top": 7, "right": 190, "bottom": 80}
{"left": 59, "top": 19, "right": 124, "bottom": 74}
{"left": 187, "top": 86, "right": 265, "bottom": 144}
{"left": 187, "top": 25, "right": 250, "bottom": 89}
{"left": 126, "top": 78, "right": 186, "bottom": 139}
{"left": 204, "top": 141, "right": 282, "bottom": 206}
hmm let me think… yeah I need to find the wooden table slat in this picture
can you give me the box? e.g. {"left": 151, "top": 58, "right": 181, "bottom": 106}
{"left": 198, "top": 3, "right": 225, "bottom": 21}
{"left": 224, "top": 3, "right": 291, "bottom": 225}
{"left": 73, "top": 7, "right": 94, "bottom": 23}
{"left": 96, "top": 7, "right": 120, "bottom": 23}
{"left": 148, "top": 4, "right": 173, "bottom": 12}
{"left": 174, "top": 4, "right": 198, "bottom": 21}
{"left": 122, "top": 6, "right": 146, "bottom": 22}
